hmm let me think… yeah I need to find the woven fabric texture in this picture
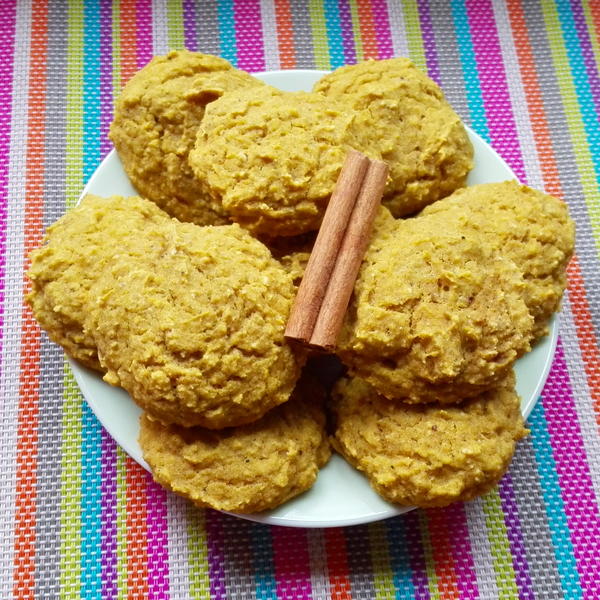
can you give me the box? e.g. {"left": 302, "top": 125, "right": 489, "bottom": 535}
{"left": 1, "top": 0, "right": 600, "bottom": 598}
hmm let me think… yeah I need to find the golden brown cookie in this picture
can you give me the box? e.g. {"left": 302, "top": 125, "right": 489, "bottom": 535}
{"left": 313, "top": 58, "right": 473, "bottom": 217}
{"left": 110, "top": 50, "right": 263, "bottom": 226}
{"left": 189, "top": 85, "right": 381, "bottom": 236}
{"left": 26, "top": 194, "right": 169, "bottom": 370}
{"left": 330, "top": 374, "right": 528, "bottom": 508}
{"left": 420, "top": 181, "right": 575, "bottom": 339}
{"left": 139, "top": 375, "right": 331, "bottom": 513}
{"left": 338, "top": 211, "right": 534, "bottom": 404}
{"left": 87, "top": 220, "right": 303, "bottom": 428}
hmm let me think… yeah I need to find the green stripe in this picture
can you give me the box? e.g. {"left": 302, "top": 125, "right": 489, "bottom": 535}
{"left": 187, "top": 505, "right": 212, "bottom": 599}
{"left": 418, "top": 511, "right": 441, "bottom": 600}
{"left": 309, "top": 0, "right": 331, "bottom": 70}
{"left": 368, "top": 522, "right": 397, "bottom": 600}
{"left": 482, "top": 490, "right": 520, "bottom": 599}
{"left": 402, "top": 0, "right": 427, "bottom": 71}
{"left": 167, "top": 0, "right": 185, "bottom": 50}
{"left": 116, "top": 449, "right": 129, "bottom": 600}
{"left": 540, "top": 1, "right": 600, "bottom": 237}
{"left": 59, "top": 367, "right": 82, "bottom": 599}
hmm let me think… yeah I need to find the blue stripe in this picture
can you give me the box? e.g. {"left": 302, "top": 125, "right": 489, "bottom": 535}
{"left": 385, "top": 518, "right": 416, "bottom": 600}
{"left": 323, "top": 0, "right": 345, "bottom": 69}
{"left": 217, "top": 0, "right": 237, "bottom": 66}
{"left": 555, "top": 1, "right": 600, "bottom": 188}
{"left": 250, "top": 523, "right": 277, "bottom": 599}
{"left": 527, "top": 399, "right": 582, "bottom": 599}
{"left": 81, "top": 1, "right": 103, "bottom": 598}
{"left": 449, "top": 0, "right": 489, "bottom": 139}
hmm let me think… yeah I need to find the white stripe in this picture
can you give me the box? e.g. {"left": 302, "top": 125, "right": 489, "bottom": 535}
{"left": 260, "top": 0, "right": 281, "bottom": 72}
{"left": 386, "top": 0, "right": 409, "bottom": 58}
{"left": 307, "top": 528, "right": 331, "bottom": 598}
{"left": 0, "top": 0, "right": 31, "bottom": 596}
{"left": 492, "top": 0, "right": 543, "bottom": 188}
{"left": 152, "top": 0, "right": 170, "bottom": 55}
{"left": 464, "top": 497, "right": 502, "bottom": 599}
{"left": 166, "top": 494, "right": 192, "bottom": 598}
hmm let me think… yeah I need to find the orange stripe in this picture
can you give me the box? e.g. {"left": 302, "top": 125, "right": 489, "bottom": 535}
{"left": 12, "top": 1, "right": 47, "bottom": 597}
{"left": 125, "top": 458, "right": 149, "bottom": 600}
{"left": 324, "top": 528, "right": 352, "bottom": 600}
{"left": 120, "top": 0, "right": 138, "bottom": 87}
{"left": 274, "top": 0, "right": 296, "bottom": 69}
{"left": 355, "top": 0, "right": 378, "bottom": 60}
{"left": 507, "top": 0, "right": 600, "bottom": 424}
{"left": 566, "top": 257, "right": 600, "bottom": 424}
{"left": 426, "top": 510, "right": 461, "bottom": 599}
{"left": 590, "top": 2, "right": 600, "bottom": 46}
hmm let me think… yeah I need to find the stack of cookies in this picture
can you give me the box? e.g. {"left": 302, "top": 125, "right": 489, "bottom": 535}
{"left": 27, "top": 51, "right": 574, "bottom": 513}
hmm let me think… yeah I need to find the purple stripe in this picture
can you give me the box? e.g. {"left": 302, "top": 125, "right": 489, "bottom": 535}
{"left": 338, "top": 0, "right": 357, "bottom": 64}
{"left": 100, "top": 431, "right": 118, "bottom": 599}
{"left": 146, "top": 478, "right": 171, "bottom": 599}
{"left": 416, "top": 0, "right": 441, "bottom": 83}
{"left": 404, "top": 511, "right": 430, "bottom": 600}
{"left": 498, "top": 474, "right": 535, "bottom": 600}
{"left": 182, "top": 0, "right": 199, "bottom": 52}
{"left": 370, "top": 0, "right": 394, "bottom": 60}
{"left": 136, "top": 0, "right": 153, "bottom": 69}
{"left": 444, "top": 504, "right": 479, "bottom": 600}
{"left": 205, "top": 511, "right": 227, "bottom": 599}
{"left": 100, "top": 0, "right": 112, "bottom": 159}
{"left": 543, "top": 341, "right": 600, "bottom": 599}
{"left": 0, "top": 0, "right": 16, "bottom": 350}
{"left": 465, "top": 0, "right": 526, "bottom": 182}
{"left": 233, "top": 0, "right": 265, "bottom": 72}
{"left": 570, "top": 0, "right": 600, "bottom": 118}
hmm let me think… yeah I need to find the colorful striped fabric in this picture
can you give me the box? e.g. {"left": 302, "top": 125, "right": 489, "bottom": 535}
{"left": 1, "top": 0, "right": 599, "bottom": 597}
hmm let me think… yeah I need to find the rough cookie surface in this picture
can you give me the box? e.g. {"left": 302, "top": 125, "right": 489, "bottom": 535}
{"left": 26, "top": 194, "right": 168, "bottom": 370}
{"left": 338, "top": 211, "right": 534, "bottom": 404}
{"left": 420, "top": 181, "right": 575, "bottom": 339}
{"left": 313, "top": 58, "right": 473, "bottom": 217}
{"left": 331, "top": 375, "right": 527, "bottom": 507}
{"left": 139, "top": 376, "right": 331, "bottom": 513}
{"left": 189, "top": 85, "right": 381, "bottom": 236}
{"left": 87, "top": 220, "right": 303, "bottom": 428}
{"left": 110, "top": 50, "right": 262, "bottom": 225}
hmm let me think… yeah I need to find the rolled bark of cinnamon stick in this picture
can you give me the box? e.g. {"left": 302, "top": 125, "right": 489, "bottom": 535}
{"left": 308, "top": 159, "right": 389, "bottom": 351}
{"left": 284, "top": 150, "right": 370, "bottom": 343}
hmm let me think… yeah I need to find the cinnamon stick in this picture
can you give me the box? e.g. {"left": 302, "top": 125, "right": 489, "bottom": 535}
{"left": 308, "top": 159, "right": 389, "bottom": 351}
{"left": 284, "top": 150, "right": 370, "bottom": 343}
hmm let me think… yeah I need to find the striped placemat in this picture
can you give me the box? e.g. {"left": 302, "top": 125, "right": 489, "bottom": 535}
{"left": 1, "top": 1, "right": 599, "bottom": 598}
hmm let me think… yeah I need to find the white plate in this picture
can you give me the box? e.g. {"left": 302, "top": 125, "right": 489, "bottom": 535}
{"left": 72, "top": 69, "right": 558, "bottom": 528}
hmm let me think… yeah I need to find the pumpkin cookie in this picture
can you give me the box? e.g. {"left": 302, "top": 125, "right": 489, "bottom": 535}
{"left": 139, "top": 375, "right": 331, "bottom": 513}
{"left": 313, "top": 58, "right": 473, "bottom": 217}
{"left": 330, "top": 374, "right": 527, "bottom": 507}
{"left": 110, "top": 50, "right": 263, "bottom": 226}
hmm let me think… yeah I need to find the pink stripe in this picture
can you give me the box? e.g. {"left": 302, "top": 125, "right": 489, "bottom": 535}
{"left": 465, "top": 0, "right": 526, "bottom": 181}
{"left": 370, "top": 0, "right": 394, "bottom": 59}
{"left": 544, "top": 340, "right": 600, "bottom": 598}
{"left": 136, "top": 0, "right": 153, "bottom": 69}
{"left": 146, "top": 478, "right": 171, "bottom": 599}
{"left": 272, "top": 527, "right": 313, "bottom": 600}
{"left": 233, "top": 0, "right": 265, "bottom": 72}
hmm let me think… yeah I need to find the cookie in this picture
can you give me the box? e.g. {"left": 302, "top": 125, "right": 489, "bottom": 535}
{"left": 338, "top": 211, "right": 534, "bottom": 404}
{"left": 313, "top": 58, "right": 473, "bottom": 217}
{"left": 110, "top": 50, "right": 263, "bottom": 226}
{"left": 87, "top": 220, "right": 303, "bottom": 428}
{"left": 330, "top": 374, "right": 527, "bottom": 507}
{"left": 26, "top": 194, "right": 169, "bottom": 370}
{"left": 420, "top": 181, "right": 575, "bottom": 339}
{"left": 189, "top": 85, "right": 381, "bottom": 236}
{"left": 139, "top": 375, "right": 331, "bottom": 513}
